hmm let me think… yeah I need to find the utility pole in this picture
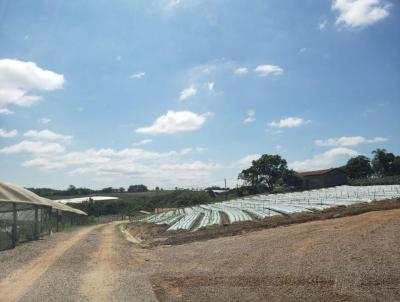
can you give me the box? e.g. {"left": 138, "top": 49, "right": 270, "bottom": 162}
{"left": 224, "top": 178, "right": 227, "bottom": 190}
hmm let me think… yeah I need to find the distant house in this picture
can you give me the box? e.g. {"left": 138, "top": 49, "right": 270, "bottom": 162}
{"left": 296, "top": 168, "right": 347, "bottom": 189}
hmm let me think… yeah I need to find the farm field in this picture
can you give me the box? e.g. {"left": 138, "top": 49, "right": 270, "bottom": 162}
{"left": 1, "top": 207, "right": 399, "bottom": 301}
{"left": 141, "top": 185, "right": 400, "bottom": 231}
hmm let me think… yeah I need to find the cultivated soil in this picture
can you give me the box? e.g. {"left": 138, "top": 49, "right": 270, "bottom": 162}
{"left": 127, "top": 198, "right": 400, "bottom": 247}
{"left": 0, "top": 201, "right": 399, "bottom": 301}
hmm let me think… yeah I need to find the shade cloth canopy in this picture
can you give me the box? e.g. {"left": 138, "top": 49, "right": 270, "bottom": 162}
{"left": 0, "top": 181, "right": 87, "bottom": 215}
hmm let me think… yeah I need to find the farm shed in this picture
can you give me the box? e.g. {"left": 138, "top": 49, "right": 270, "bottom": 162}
{"left": 0, "top": 181, "right": 87, "bottom": 251}
{"left": 296, "top": 168, "right": 347, "bottom": 189}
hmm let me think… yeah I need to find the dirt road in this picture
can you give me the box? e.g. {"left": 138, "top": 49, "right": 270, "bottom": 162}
{"left": 0, "top": 209, "right": 399, "bottom": 301}
{"left": 0, "top": 222, "right": 158, "bottom": 302}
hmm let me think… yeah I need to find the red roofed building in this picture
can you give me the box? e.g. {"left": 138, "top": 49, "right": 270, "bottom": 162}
{"left": 296, "top": 168, "right": 347, "bottom": 189}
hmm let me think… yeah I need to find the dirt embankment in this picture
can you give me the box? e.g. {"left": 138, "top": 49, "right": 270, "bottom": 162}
{"left": 127, "top": 198, "right": 400, "bottom": 247}
{"left": 149, "top": 208, "right": 400, "bottom": 301}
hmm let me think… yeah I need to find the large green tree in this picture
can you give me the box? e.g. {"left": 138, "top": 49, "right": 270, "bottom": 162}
{"left": 393, "top": 156, "right": 400, "bottom": 175}
{"left": 345, "top": 155, "right": 373, "bottom": 179}
{"left": 371, "top": 149, "right": 395, "bottom": 176}
{"left": 239, "top": 154, "right": 288, "bottom": 190}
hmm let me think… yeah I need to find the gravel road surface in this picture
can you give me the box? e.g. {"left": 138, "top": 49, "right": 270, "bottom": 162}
{"left": 0, "top": 209, "right": 399, "bottom": 301}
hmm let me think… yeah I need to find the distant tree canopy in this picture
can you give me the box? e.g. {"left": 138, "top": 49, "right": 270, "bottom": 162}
{"left": 371, "top": 149, "right": 397, "bottom": 176}
{"left": 344, "top": 149, "right": 400, "bottom": 179}
{"left": 345, "top": 155, "right": 373, "bottom": 179}
{"left": 239, "top": 154, "right": 302, "bottom": 192}
{"left": 127, "top": 184, "right": 148, "bottom": 192}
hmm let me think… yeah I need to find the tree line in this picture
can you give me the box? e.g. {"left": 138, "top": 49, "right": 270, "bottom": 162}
{"left": 28, "top": 184, "right": 150, "bottom": 197}
{"left": 344, "top": 149, "right": 400, "bottom": 179}
{"left": 238, "top": 148, "right": 400, "bottom": 194}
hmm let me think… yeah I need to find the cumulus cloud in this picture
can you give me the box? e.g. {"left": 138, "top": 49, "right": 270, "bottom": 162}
{"left": 0, "top": 128, "right": 18, "bottom": 138}
{"left": 234, "top": 67, "right": 248, "bottom": 75}
{"left": 136, "top": 110, "right": 209, "bottom": 134}
{"left": 179, "top": 85, "right": 197, "bottom": 101}
{"left": 0, "top": 59, "right": 64, "bottom": 113}
{"left": 269, "top": 117, "right": 310, "bottom": 128}
{"left": 315, "top": 136, "right": 388, "bottom": 147}
{"left": 237, "top": 154, "right": 261, "bottom": 166}
{"left": 18, "top": 144, "right": 218, "bottom": 187}
{"left": 254, "top": 64, "right": 283, "bottom": 76}
{"left": 130, "top": 72, "right": 145, "bottom": 79}
{"left": 132, "top": 139, "right": 153, "bottom": 146}
{"left": 0, "top": 140, "right": 65, "bottom": 155}
{"left": 244, "top": 110, "right": 256, "bottom": 123}
{"left": 206, "top": 82, "right": 214, "bottom": 91}
{"left": 289, "top": 147, "right": 358, "bottom": 171}
{"left": 23, "top": 129, "right": 73, "bottom": 143}
{"left": 332, "top": 0, "right": 390, "bottom": 28}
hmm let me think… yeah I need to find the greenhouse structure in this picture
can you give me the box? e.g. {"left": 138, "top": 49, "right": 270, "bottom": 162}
{"left": 0, "top": 181, "right": 87, "bottom": 251}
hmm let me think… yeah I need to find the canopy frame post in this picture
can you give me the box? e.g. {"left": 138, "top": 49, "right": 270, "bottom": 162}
{"left": 48, "top": 207, "right": 52, "bottom": 236}
{"left": 56, "top": 210, "right": 60, "bottom": 232}
{"left": 12, "top": 203, "right": 17, "bottom": 248}
{"left": 34, "top": 205, "right": 39, "bottom": 240}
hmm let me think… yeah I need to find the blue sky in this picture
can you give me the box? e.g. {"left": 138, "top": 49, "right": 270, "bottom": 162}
{"left": 0, "top": 0, "right": 399, "bottom": 189}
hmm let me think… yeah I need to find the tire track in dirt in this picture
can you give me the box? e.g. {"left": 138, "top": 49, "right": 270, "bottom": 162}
{"left": 0, "top": 225, "right": 99, "bottom": 302}
{"left": 79, "top": 222, "right": 118, "bottom": 302}
{"left": 19, "top": 225, "right": 105, "bottom": 302}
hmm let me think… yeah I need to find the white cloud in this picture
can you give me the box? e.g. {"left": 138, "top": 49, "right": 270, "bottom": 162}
{"left": 195, "top": 147, "right": 207, "bottom": 154}
{"left": 23, "top": 129, "right": 72, "bottom": 143}
{"left": 290, "top": 147, "right": 358, "bottom": 171}
{"left": 234, "top": 67, "right": 248, "bottom": 75}
{"left": 180, "top": 147, "right": 193, "bottom": 155}
{"left": 179, "top": 85, "right": 197, "bottom": 101}
{"left": 130, "top": 72, "right": 145, "bottom": 79}
{"left": 207, "top": 82, "right": 214, "bottom": 91}
{"left": 0, "top": 108, "right": 14, "bottom": 115}
{"left": 38, "top": 117, "right": 51, "bottom": 124}
{"left": 19, "top": 144, "right": 219, "bottom": 187}
{"left": 254, "top": 64, "right": 283, "bottom": 76}
{"left": 0, "top": 140, "right": 65, "bottom": 155}
{"left": 244, "top": 110, "right": 256, "bottom": 123}
{"left": 132, "top": 139, "right": 153, "bottom": 146}
{"left": 0, "top": 59, "right": 64, "bottom": 113}
{"left": 315, "top": 136, "right": 388, "bottom": 147}
{"left": 332, "top": 0, "right": 390, "bottom": 28}
{"left": 269, "top": 117, "right": 310, "bottom": 128}
{"left": 160, "top": 161, "right": 218, "bottom": 171}
{"left": 136, "top": 110, "right": 209, "bottom": 134}
{"left": 162, "top": 0, "right": 181, "bottom": 9}
{"left": 0, "top": 128, "right": 18, "bottom": 138}
{"left": 237, "top": 154, "right": 261, "bottom": 166}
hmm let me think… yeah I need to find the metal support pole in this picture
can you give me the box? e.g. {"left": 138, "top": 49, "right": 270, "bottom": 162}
{"left": 34, "top": 205, "right": 39, "bottom": 240}
{"left": 12, "top": 203, "right": 17, "bottom": 248}
{"left": 56, "top": 210, "right": 60, "bottom": 232}
{"left": 48, "top": 208, "right": 52, "bottom": 236}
